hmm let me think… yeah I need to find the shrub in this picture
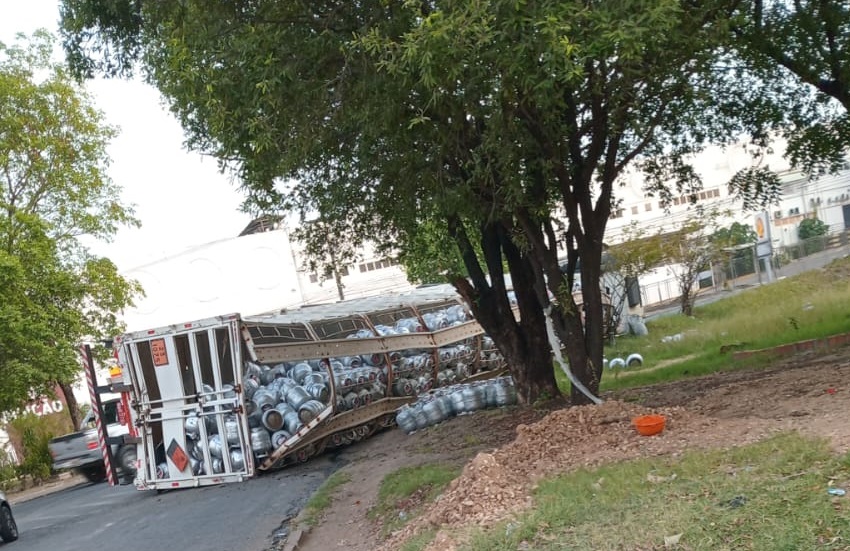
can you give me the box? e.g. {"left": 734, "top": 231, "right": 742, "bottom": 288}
{"left": 798, "top": 217, "right": 828, "bottom": 240}
{"left": 8, "top": 414, "right": 54, "bottom": 483}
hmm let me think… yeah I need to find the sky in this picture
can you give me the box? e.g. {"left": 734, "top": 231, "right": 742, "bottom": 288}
{"left": 0, "top": 0, "right": 254, "bottom": 271}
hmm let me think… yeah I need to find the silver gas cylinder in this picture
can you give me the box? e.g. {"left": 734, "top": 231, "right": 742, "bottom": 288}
{"left": 285, "top": 386, "right": 311, "bottom": 410}
{"left": 222, "top": 384, "right": 237, "bottom": 401}
{"left": 260, "top": 366, "right": 276, "bottom": 386}
{"left": 224, "top": 415, "right": 241, "bottom": 446}
{"left": 184, "top": 413, "right": 201, "bottom": 440}
{"left": 412, "top": 404, "right": 429, "bottom": 430}
{"left": 342, "top": 392, "right": 360, "bottom": 410}
{"left": 208, "top": 434, "right": 224, "bottom": 458}
{"left": 271, "top": 430, "right": 291, "bottom": 448}
{"left": 253, "top": 389, "right": 277, "bottom": 411}
{"left": 283, "top": 410, "right": 303, "bottom": 434}
{"left": 392, "top": 378, "right": 413, "bottom": 397}
{"left": 303, "top": 372, "right": 325, "bottom": 385}
{"left": 188, "top": 455, "right": 204, "bottom": 475}
{"left": 395, "top": 405, "right": 417, "bottom": 434}
{"left": 484, "top": 380, "right": 499, "bottom": 408}
{"left": 436, "top": 393, "right": 454, "bottom": 418}
{"left": 250, "top": 427, "right": 271, "bottom": 458}
{"left": 369, "top": 383, "right": 386, "bottom": 402}
{"left": 422, "top": 399, "right": 445, "bottom": 426}
{"left": 298, "top": 400, "right": 325, "bottom": 424}
{"left": 261, "top": 408, "right": 285, "bottom": 432}
{"left": 494, "top": 377, "right": 517, "bottom": 406}
{"left": 242, "top": 377, "right": 260, "bottom": 400}
{"left": 230, "top": 448, "right": 246, "bottom": 470}
{"left": 274, "top": 402, "right": 295, "bottom": 416}
{"left": 304, "top": 382, "right": 329, "bottom": 403}
{"left": 357, "top": 388, "right": 372, "bottom": 406}
{"left": 450, "top": 388, "right": 467, "bottom": 414}
{"left": 244, "top": 361, "right": 263, "bottom": 380}
{"left": 290, "top": 363, "right": 313, "bottom": 385}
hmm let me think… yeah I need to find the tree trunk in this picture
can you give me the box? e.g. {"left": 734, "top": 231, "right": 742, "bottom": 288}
{"left": 681, "top": 291, "right": 694, "bottom": 316}
{"left": 58, "top": 380, "right": 80, "bottom": 430}
{"left": 450, "top": 219, "right": 560, "bottom": 405}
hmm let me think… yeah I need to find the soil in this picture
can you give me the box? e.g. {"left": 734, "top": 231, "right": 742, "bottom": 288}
{"left": 289, "top": 348, "right": 850, "bottom": 551}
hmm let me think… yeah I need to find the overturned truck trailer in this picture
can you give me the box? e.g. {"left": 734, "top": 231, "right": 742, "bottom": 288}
{"left": 116, "top": 286, "right": 510, "bottom": 490}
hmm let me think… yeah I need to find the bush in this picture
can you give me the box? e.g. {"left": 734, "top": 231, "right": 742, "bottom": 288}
{"left": 0, "top": 451, "right": 18, "bottom": 492}
{"left": 8, "top": 414, "right": 54, "bottom": 483}
{"left": 798, "top": 217, "right": 828, "bottom": 240}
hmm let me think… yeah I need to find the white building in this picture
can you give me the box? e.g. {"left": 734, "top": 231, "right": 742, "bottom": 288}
{"left": 599, "top": 139, "right": 850, "bottom": 305}
{"left": 118, "top": 221, "right": 415, "bottom": 333}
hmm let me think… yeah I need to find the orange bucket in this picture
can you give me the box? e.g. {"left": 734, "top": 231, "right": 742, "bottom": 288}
{"left": 632, "top": 414, "right": 666, "bottom": 436}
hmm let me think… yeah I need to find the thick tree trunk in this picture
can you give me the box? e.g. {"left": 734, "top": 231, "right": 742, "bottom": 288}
{"left": 58, "top": 380, "right": 80, "bottom": 430}
{"left": 450, "top": 219, "right": 560, "bottom": 405}
{"left": 480, "top": 307, "right": 561, "bottom": 405}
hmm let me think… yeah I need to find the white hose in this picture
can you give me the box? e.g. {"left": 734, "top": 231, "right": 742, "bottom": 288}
{"left": 543, "top": 305, "right": 603, "bottom": 405}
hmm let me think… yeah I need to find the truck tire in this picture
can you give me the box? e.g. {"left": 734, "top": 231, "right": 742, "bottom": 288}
{"left": 0, "top": 504, "right": 18, "bottom": 542}
{"left": 117, "top": 446, "right": 138, "bottom": 480}
{"left": 80, "top": 464, "right": 106, "bottom": 483}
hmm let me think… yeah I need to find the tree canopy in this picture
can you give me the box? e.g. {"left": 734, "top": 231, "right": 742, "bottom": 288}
{"left": 734, "top": 0, "right": 850, "bottom": 175}
{"left": 0, "top": 31, "right": 140, "bottom": 414}
{"left": 58, "top": 0, "right": 817, "bottom": 404}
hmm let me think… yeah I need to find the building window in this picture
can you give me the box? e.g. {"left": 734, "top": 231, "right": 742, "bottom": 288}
{"left": 309, "top": 273, "right": 318, "bottom": 283}
{"left": 788, "top": 207, "right": 800, "bottom": 215}
{"left": 359, "top": 264, "right": 367, "bottom": 273}
{"left": 644, "top": 203, "right": 652, "bottom": 212}
{"left": 631, "top": 205, "right": 639, "bottom": 215}
{"left": 339, "top": 266, "right": 349, "bottom": 276}
{"left": 610, "top": 209, "right": 624, "bottom": 219}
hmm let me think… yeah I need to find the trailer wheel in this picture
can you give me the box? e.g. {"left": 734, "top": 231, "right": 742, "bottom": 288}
{"left": 117, "top": 446, "right": 137, "bottom": 474}
{"left": 117, "top": 446, "right": 138, "bottom": 483}
{"left": 0, "top": 504, "right": 18, "bottom": 542}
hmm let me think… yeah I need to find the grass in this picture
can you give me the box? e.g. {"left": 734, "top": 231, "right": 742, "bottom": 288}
{"left": 576, "top": 256, "right": 850, "bottom": 394}
{"left": 370, "top": 463, "right": 461, "bottom": 537}
{"left": 301, "top": 470, "right": 352, "bottom": 526}
{"left": 461, "top": 433, "right": 850, "bottom": 550}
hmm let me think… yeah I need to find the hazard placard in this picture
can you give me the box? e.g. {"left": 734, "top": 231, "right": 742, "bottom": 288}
{"left": 151, "top": 338, "right": 169, "bottom": 367}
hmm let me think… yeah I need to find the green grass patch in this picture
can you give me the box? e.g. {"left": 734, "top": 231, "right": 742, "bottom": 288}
{"left": 397, "top": 528, "right": 439, "bottom": 551}
{"left": 301, "top": 470, "right": 352, "bottom": 526}
{"left": 554, "top": 256, "right": 850, "bottom": 395}
{"left": 462, "top": 433, "right": 850, "bottom": 550}
{"left": 370, "top": 463, "right": 461, "bottom": 536}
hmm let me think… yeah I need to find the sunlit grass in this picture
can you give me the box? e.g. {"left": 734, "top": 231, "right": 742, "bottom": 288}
{"left": 370, "top": 463, "right": 461, "bottom": 536}
{"left": 301, "top": 470, "right": 352, "bottom": 526}
{"left": 556, "top": 256, "right": 850, "bottom": 394}
{"left": 462, "top": 433, "right": 850, "bottom": 550}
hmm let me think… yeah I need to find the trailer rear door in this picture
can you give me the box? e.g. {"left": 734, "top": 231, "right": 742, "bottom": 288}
{"left": 120, "top": 315, "right": 254, "bottom": 489}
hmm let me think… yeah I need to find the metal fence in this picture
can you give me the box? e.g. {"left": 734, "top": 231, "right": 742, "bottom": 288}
{"left": 639, "top": 227, "right": 850, "bottom": 308}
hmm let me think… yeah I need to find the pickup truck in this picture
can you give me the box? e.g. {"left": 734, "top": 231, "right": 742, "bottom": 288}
{"left": 48, "top": 397, "right": 137, "bottom": 483}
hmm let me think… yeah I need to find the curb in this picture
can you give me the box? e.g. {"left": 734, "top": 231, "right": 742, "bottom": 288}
{"left": 7, "top": 472, "right": 88, "bottom": 504}
{"left": 281, "top": 525, "right": 306, "bottom": 551}
{"left": 732, "top": 331, "right": 850, "bottom": 362}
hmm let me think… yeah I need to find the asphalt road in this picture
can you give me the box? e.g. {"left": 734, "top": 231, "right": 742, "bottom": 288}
{"left": 6, "top": 454, "right": 343, "bottom": 551}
